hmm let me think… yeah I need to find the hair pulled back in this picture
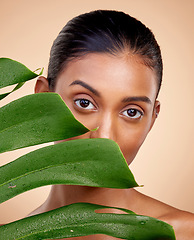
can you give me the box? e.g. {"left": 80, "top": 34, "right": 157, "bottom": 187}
{"left": 47, "top": 10, "right": 163, "bottom": 96}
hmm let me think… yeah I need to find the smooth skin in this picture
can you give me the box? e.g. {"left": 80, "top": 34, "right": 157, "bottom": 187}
{"left": 33, "top": 53, "right": 194, "bottom": 240}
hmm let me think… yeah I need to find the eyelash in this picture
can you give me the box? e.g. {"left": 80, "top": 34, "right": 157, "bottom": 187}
{"left": 74, "top": 98, "right": 144, "bottom": 120}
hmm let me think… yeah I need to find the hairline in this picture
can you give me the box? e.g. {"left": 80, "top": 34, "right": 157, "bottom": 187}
{"left": 49, "top": 50, "right": 161, "bottom": 98}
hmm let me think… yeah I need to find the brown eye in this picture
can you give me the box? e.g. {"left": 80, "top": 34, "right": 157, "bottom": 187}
{"left": 127, "top": 109, "right": 137, "bottom": 117}
{"left": 79, "top": 99, "right": 89, "bottom": 108}
{"left": 122, "top": 108, "right": 143, "bottom": 120}
{"left": 74, "top": 99, "right": 95, "bottom": 110}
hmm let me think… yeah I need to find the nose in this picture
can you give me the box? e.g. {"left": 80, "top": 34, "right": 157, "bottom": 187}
{"left": 89, "top": 112, "right": 116, "bottom": 141}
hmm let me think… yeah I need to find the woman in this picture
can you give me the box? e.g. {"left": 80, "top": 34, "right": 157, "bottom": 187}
{"left": 32, "top": 10, "right": 194, "bottom": 239}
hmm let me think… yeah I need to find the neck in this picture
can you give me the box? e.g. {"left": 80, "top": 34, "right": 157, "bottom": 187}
{"left": 44, "top": 184, "right": 134, "bottom": 212}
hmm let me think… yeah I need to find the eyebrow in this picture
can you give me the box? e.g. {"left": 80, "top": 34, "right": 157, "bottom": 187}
{"left": 122, "top": 96, "right": 152, "bottom": 104}
{"left": 69, "top": 80, "right": 151, "bottom": 104}
{"left": 69, "top": 80, "right": 100, "bottom": 97}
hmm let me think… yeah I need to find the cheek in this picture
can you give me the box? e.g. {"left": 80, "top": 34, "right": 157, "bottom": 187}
{"left": 56, "top": 91, "right": 95, "bottom": 130}
{"left": 117, "top": 124, "right": 151, "bottom": 165}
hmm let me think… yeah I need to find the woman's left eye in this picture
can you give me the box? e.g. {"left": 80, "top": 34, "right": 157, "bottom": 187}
{"left": 122, "top": 108, "right": 143, "bottom": 120}
{"left": 74, "top": 99, "right": 95, "bottom": 110}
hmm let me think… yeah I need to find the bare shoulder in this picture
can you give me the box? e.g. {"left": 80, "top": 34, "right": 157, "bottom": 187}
{"left": 129, "top": 189, "right": 179, "bottom": 217}
{"left": 160, "top": 209, "right": 194, "bottom": 240}
{"left": 130, "top": 189, "right": 194, "bottom": 240}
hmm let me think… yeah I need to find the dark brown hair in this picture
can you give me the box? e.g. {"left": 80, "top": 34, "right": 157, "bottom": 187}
{"left": 47, "top": 10, "right": 163, "bottom": 96}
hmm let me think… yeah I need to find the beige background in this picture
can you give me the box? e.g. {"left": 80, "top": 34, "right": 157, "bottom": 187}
{"left": 0, "top": 0, "right": 194, "bottom": 223}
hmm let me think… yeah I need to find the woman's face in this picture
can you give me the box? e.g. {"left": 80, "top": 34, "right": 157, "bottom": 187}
{"left": 37, "top": 53, "right": 160, "bottom": 165}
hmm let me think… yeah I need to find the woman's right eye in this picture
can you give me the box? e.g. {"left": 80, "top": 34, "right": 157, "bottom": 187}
{"left": 74, "top": 99, "right": 96, "bottom": 110}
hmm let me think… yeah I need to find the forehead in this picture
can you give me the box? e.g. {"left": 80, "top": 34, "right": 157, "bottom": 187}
{"left": 55, "top": 53, "right": 158, "bottom": 101}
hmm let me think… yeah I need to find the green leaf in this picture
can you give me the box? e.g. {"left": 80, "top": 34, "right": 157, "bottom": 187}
{"left": 0, "top": 82, "right": 25, "bottom": 100}
{"left": 0, "top": 202, "right": 176, "bottom": 240}
{"left": 0, "top": 92, "right": 10, "bottom": 100}
{"left": 0, "top": 58, "right": 40, "bottom": 89}
{"left": 0, "top": 138, "right": 138, "bottom": 203}
{"left": 0, "top": 92, "right": 89, "bottom": 153}
{"left": 0, "top": 59, "right": 176, "bottom": 240}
